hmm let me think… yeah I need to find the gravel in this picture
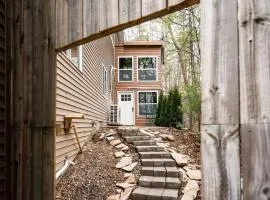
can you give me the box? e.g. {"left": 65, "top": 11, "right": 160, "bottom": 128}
{"left": 56, "top": 129, "right": 126, "bottom": 200}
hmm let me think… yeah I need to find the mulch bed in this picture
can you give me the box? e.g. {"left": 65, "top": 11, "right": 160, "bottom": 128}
{"left": 56, "top": 129, "right": 127, "bottom": 200}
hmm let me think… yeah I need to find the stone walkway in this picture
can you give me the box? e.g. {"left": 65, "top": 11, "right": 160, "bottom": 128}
{"left": 118, "top": 127, "right": 180, "bottom": 200}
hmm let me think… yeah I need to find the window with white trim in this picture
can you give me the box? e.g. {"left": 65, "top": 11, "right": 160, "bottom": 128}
{"left": 65, "top": 45, "right": 83, "bottom": 71}
{"left": 138, "top": 57, "right": 157, "bottom": 81}
{"left": 138, "top": 92, "right": 158, "bottom": 116}
{"left": 102, "top": 65, "right": 108, "bottom": 95}
{"left": 118, "top": 57, "right": 133, "bottom": 81}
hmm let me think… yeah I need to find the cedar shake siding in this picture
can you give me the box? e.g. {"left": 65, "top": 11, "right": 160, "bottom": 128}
{"left": 55, "top": 36, "right": 114, "bottom": 171}
{"left": 113, "top": 41, "right": 163, "bottom": 126}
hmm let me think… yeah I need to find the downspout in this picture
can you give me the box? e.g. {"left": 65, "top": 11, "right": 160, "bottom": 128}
{"left": 56, "top": 157, "right": 75, "bottom": 181}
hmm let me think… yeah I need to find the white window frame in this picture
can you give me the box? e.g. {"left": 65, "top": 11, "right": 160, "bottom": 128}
{"left": 102, "top": 64, "right": 108, "bottom": 96}
{"left": 137, "top": 91, "right": 159, "bottom": 117}
{"left": 137, "top": 56, "right": 158, "bottom": 82}
{"left": 118, "top": 56, "right": 133, "bottom": 82}
{"left": 65, "top": 45, "right": 83, "bottom": 71}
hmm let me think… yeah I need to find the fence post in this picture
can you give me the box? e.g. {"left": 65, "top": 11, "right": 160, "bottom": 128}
{"left": 11, "top": 0, "right": 56, "bottom": 199}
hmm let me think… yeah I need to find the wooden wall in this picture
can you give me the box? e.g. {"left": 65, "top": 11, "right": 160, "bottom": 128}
{"left": 55, "top": 0, "right": 199, "bottom": 50}
{"left": 55, "top": 36, "right": 114, "bottom": 171}
{"left": 0, "top": 0, "right": 8, "bottom": 198}
{"left": 113, "top": 43, "right": 162, "bottom": 126}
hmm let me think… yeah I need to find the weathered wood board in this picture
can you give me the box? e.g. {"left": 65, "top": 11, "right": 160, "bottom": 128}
{"left": 201, "top": 125, "right": 240, "bottom": 200}
{"left": 56, "top": 0, "right": 199, "bottom": 50}
{"left": 200, "top": 0, "right": 241, "bottom": 199}
{"left": 239, "top": 1, "right": 270, "bottom": 199}
{"left": 201, "top": 0, "right": 239, "bottom": 125}
{"left": 238, "top": 0, "right": 270, "bottom": 124}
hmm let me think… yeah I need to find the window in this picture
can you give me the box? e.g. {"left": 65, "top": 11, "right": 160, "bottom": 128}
{"left": 65, "top": 45, "right": 83, "bottom": 71}
{"left": 102, "top": 65, "right": 108, "bottom": 95}
{"left": 138, "top": 92, "right": 158, "bottom": 116}
{"left": 138, "top": 57, "right": 157, "bottom": 81}
{"left": 118, "top": 57, "right": 133, "bottom": 81}
{"left": 120, "top": 94, "right": 131, "bottom": 102}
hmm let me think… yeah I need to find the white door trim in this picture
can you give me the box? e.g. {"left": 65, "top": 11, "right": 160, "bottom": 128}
{"left": 117, "top": 91, "right": 135, "bottom": 126}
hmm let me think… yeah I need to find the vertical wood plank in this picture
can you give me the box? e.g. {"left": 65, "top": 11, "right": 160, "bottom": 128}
{"left": 91, "top": 0, "right": 100, "bottom": 34}
{"left": 129, "top": 0, "right": 141, "bottom": 21}
{"left": 201, "top": 125, "right": 240, "bottom": 199}
{"left": 239, "top": 0, "right": 270, "bottom": 124}
{"left": 118, "top": 0, "right": 129, "bottom": 24}
{"left": 82, "top": 0, "right": 92, "bottom": 37}
{"left": 12, "top": 0, "right": 56, "bottom": 199}
{"left": 239, "top": 1, "right": 270, "bottom": 199}
{"left": 107, "top": 0, "right": 119, "bottom": 28}
{"left": 141, "top": 0, "right": 166, "bottom": 17}
{"left": 56, "top": 0, "right": 69, "bottom": 48}
{"left": 201, "top": 0, "right": 239, "bottom": 125}
{"left": 99, "top": 0, "right": 107, "bottom": 31}
{"left": 68, "top": 0, "right": 83, "bottom": 43}
{"left": 241, "top": 124, "right": 270, "bottom": 200}
{"left": 200, "top": 0, "right": 241, "bottom": 199}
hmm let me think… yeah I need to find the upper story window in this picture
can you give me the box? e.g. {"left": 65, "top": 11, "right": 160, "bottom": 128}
{"left": 102, "top": 65, "right": 108, "bottom": 95}
{"left": 118, "top": 57, "right": 133, "bottom": 82}
{"left": 65, "top": 45, "right": 83, "bottom": 71}
{"left": 138, "top": 57, "right": 157, "bottom": 81}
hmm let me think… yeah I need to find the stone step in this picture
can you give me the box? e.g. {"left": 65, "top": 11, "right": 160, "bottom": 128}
{"left": 132, "top": 140, "right": 157, "bottom": 146}
{"left": 120, "top": 131, "right": 145, "bottom": 137}
{"left": 125, "top": 136, "right": 151, "bottom": 142}
{"left": 132, "top": 187, "right": 178, "bottom": 200}
{"left": 141, "top": 166, "right": 179, "bottom": 177}
{"left": 139, "top": 151, "right": 171, "bottom": 159}
{"left": 141, "top": 158, "right": 176, "bottom": 167}
{"left": 136, "top": 146, "right": 164, "bottom": 152}
{"left": 139, "top": 176, "right": 180, "bottom": 189}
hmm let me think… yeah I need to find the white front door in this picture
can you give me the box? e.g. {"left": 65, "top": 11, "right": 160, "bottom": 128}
{"left": 118, "top": 92, "right": 134, "bottom": 125}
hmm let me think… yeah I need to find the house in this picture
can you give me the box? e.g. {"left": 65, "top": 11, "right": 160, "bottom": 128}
{"left": 55, "top": 35, "right": 114, "bottom": 172}
{"left": 112, "top": 41, "right": 164, "bottom": 126}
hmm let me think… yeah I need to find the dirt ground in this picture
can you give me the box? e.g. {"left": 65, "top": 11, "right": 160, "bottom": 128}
{"left": 56, "top": 128, "right": 138, "bottom": 200}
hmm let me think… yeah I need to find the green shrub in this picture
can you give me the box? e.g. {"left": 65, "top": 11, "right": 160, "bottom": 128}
{"left": 155, "top": 87, "right": 183, "bottom": 128}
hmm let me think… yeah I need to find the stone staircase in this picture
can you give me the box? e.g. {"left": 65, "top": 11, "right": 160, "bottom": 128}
{"left": 118, "top": 127, "right": 180, "bottom": 200}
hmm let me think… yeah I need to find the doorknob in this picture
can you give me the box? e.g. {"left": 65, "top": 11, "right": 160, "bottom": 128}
{"left": 132, "top": 107, "right": 134, "bottom": 112}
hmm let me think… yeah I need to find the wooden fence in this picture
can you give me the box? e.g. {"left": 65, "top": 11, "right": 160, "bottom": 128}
{"left": 2, "top": 0, "right": 270, "bottom": 199}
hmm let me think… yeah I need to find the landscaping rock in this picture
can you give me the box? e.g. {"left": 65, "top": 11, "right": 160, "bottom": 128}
{"left": 124, "top": 174, "right": 135, "bottom": 184}
{"left": 116, "top": 189, "right": 122, "bottom": 193}
{"left": 121, "top": 162, "right": 138, "bottom": 172}
{"left": 120, "top": 187, "right": 134, "bottom": 200}
{"left": 107, "top": 194, "right": 120, "bottom": 200}
{"left": 116, "top": 157, "right": 132, "bottom": 169}
{"left": 107, "top": 136, "right": 116, "bottom": 141}
{"left": 182, "top": 180, "right": 199, "bottom": 199}
{"left": 186, "top": 170, "right": 201, "bottom": 180}
{"left": 116, "top": 183, "right": 136, "bottom": 189}
{"left": 110, "top": 140, "right": 122, "bottom": 146}
{"left": 179, "top": 168, "right": 189, "bottom": 182}
{"left": 106, "top": 132, "right": 116, "bottom": 137}
{"left": 116, "top": 143, "right": 128, "bottom": 149}
{"left": 124, "top": 173, "right": 131, "bottom": 178}
{"left": 171, "top": 153, "right": 188, "bottom": 167}
{"left": 114, "top": 151, "right": 125, "bottom": 158}
{"left": 160, "top": 134, "right": 175, "bottom": 141}
{"left": 181, "top": 194, "right": 194, "bottom": 200}
{"left": 121, "top": 146, "right": 129, "bottom": 151}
